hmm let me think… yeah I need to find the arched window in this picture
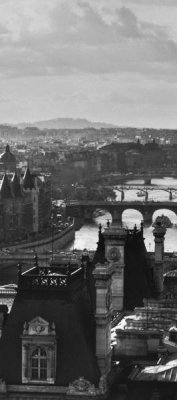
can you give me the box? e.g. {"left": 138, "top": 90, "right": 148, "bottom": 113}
{"left": 31, "top": 347, "right": 47, "bottom": 380}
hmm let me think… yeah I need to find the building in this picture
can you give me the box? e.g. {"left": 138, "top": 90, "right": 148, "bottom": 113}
{"left": 0, "top": 145, "right": 16, "bottom": 172}
{"left": 0, "top": 215, "right": 177, "bottom": 399}
{"left": 0, "top": 251, "right": 111, "bottom": 399}
{"left": 0, "top": 166, "right": 51, "bottom": 246}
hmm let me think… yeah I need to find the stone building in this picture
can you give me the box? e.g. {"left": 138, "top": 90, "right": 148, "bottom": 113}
{"left": 0, "top": 167, "right": 51, "bottom": 246}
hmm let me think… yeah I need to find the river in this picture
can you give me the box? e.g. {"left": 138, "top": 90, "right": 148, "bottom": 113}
{"left": 64, "top": 177, "right": 177, "bottom": 253}
{"left": 1, "top": 177, "right": 177, "bottom": 286}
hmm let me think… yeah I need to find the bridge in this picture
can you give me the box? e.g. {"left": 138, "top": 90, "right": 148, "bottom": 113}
{"left": 103, "top": 170, "right": 177, "bottom": 185}
{"left": 66, "top": 200, "right": 177, "bottom": 225}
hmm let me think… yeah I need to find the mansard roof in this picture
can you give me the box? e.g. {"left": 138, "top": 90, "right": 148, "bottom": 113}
{"left": 0, "top": 173, "right": 12, "bottom": 198}
{"left": 0, "top": 266, "right": 99, "bottom": 386}
{"left": 11, "top": 172, "right": 22, "bottom": 197}
{"left": 23, "top": 167, "right": 35, "bottom": 190}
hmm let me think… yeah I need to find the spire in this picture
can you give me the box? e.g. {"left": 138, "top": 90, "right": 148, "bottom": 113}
{"left": 23, "top": 167, "right": 34, "bottom": 190}
{"left": 11, "top": 171, "right": 22, "bottom": 197}
{"left": 5, "top": 144, "right": 10, "bottom": 153}
{"left": 0, "top": 173, "right": 12, "bottom": 198}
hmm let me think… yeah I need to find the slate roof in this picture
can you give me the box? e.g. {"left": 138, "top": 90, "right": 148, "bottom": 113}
{"left": 23, "top": 167, "right": 35, "bottom": 190}
{"left": 0, "top": 267, "right": 99, "bottom": 386}
{"left": 11, "top": 172, "right": 22, "bottom": 197}
{"left": 0, "top": 173, "right": 12, "bottom": 198}
{"left": 124, "top": 229, "right": 153, "bottom": 309}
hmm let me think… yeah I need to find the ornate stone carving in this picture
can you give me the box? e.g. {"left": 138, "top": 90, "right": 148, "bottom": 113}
{"left": 67, "top": 376, "right": 96, "bottom": 395}
{"left": 27, "top": 316, "right": 49, "bottom": 335}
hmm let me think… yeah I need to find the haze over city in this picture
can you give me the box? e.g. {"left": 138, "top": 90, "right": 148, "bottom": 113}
{"left": 0, "top": 0, "right": 177, "bottom": 128}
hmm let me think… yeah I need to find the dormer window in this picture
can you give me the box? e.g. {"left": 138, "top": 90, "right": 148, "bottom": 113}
{"left": 31, "top": 347, "right": 47, "bottom": 380}
{"left": 21, "top": 316, "right": 57, "bottom": 384}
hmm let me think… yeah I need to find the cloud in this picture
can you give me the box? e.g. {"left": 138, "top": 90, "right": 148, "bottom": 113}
{"left": 0, "top": 0, "right": 176, "bottom": 81}
{"left": 124, "top": 0, "right": 177, "bottom": 6}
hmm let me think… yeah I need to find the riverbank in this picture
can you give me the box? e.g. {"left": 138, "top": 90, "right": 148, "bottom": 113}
{"left": 3, "top": 221, "right": 75, "bottom": 253}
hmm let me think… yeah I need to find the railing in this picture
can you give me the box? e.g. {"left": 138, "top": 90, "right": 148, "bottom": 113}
{"left": 0, "top": 289, "right": 16, "bottom": 295}
{"left": 18, "top": 274, "right": 69, "bottom": 290}
{"left": 18, "top": 265, "right": 85, "bottom": 290}
{"left": 66, "top": 200, "right": 177, "bottom": 206}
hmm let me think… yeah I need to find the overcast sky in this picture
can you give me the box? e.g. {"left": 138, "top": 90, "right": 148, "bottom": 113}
{"left": 1, "top": 0, "right": 177, "bottom": 128}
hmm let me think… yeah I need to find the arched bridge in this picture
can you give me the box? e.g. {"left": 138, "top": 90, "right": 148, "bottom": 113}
{"left": 65, "top": 200, "right": 177, "bottom": 224}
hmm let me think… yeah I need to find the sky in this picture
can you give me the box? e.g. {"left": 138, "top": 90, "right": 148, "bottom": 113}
{"left": 1, "top": 0, "right": 177, "bottom": 128}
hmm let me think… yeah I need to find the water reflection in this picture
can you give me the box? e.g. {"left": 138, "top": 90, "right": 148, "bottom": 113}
{"left": 65, "top": 177, "right": 177, "bottom": 253}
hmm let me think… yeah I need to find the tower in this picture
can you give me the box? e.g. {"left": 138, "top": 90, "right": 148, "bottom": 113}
{"left": 93, "top": 261, "right": 113, "bottom": 377}
{"left": 153, "top": 221, "right": 166, "bottom": 296}
{"left": 104, "top": 224, "right": 127, "bottom": 311}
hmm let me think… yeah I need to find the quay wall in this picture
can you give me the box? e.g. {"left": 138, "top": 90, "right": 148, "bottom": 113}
{"left": 4, "top": 223, "right": 75, "bottom": 253}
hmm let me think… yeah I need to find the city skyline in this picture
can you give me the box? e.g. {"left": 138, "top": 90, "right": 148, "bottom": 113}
{"left": 1, "top": 0, "right": 177, "bottom": 128}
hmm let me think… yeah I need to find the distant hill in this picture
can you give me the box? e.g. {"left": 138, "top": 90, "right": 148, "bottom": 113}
{"left": 17, "top": 118, "right": 116, "bottom": 130}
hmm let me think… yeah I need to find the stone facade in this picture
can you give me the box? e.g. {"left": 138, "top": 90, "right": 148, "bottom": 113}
{"left": 93, "top": 262, "right": 113, "bottom": 377}
{"left": 104, "top": 226, "right": 126, "bottom": 312}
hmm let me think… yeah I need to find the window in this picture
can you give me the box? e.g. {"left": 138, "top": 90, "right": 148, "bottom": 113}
{"left": 31, "top": 348, "right": 47, "bottom": 380}
{"left": 21, "top": 316, "right": 57, "bottom": 384}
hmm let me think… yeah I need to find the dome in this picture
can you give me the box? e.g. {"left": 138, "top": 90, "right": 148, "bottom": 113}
{"left": 0, "top": 144, "right": 16, "bottom": 163}
{"left": 0, "top": 144, "right": 16, "bottom": 172}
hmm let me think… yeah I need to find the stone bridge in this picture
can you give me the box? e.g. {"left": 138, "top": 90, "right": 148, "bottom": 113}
{"left": 66, "top": 200, "right": 177, "bottom": 225}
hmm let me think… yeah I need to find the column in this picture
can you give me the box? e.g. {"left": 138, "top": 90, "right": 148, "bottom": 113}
{"left": 153, "top": 221, "right": 166, "bottom": 296}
